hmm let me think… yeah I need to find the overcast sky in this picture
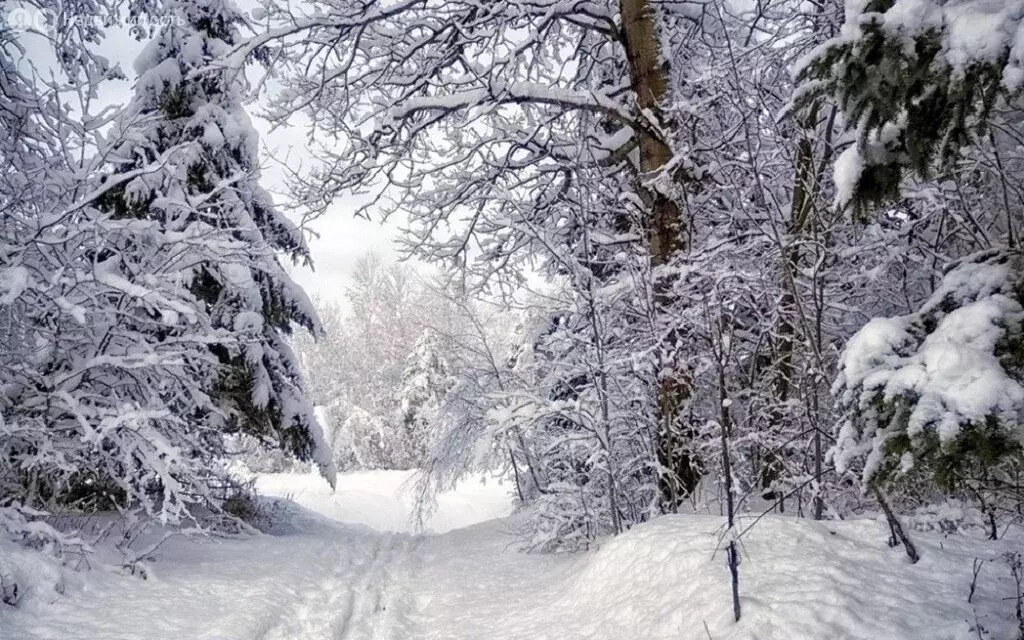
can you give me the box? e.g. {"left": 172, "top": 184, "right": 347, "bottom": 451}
{"left": 249, "top": 116, "right": 405, "bottom": 309}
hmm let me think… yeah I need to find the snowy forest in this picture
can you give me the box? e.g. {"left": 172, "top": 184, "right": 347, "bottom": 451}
{"left": 4, "top": 0, "right": 1024, "bottom": 637}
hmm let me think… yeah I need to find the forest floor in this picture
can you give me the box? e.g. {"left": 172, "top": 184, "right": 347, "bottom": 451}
{"left": 2, "top": 470, "right": 1021, "bottom": 640}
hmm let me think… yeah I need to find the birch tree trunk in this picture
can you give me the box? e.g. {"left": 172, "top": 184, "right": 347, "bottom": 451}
{"left": 621, "top": 0, "right": 700, "bottom": 509}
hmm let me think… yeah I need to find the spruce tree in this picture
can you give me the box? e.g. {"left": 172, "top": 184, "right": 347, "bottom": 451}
{"left": 399, "top": 330, "right": 454, "bottom": 467}
{"left": 98, "top": 0, "right": 334, "bottom": 482}
{"left": 796, "top": 0, "right": 1023, "bottom": 211}
{"left": 799, "top": 0, "right": 1024, "bottom": 510}
{"left": 834, "top": 250, "right": 1024, "bottom": 505}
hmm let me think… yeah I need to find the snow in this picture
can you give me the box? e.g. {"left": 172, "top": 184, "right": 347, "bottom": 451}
{"left": 1008, "top": 18, "right": 1024, "bottom": 89}
{"left": 841, "top": 0, "right": 1024, "bottom": 83}
{"left": 906, "top": 295, "right": 1024, "bottom": 438}
{"left": 943, "top": 1, "right": 1019, "bottom": 70}
{"left": 387, "top": 83, "right": 640, "bottom": 134}
{"left": 843, "top": 294, "right": 1024, "bottom": 445}
{"left": 254, "top": 469, "right": 513, "bottom": 534}
{"left": 4, "top": 470, "right": 1024, "bottom": 640}
{"left": 835, "top": 251, "right": 1024, "bottom": 481}
{"left": 835, "top": 316, "right": 915, "bottom": 392}
{"left": 0, "top": 265, "right": 28, "bottom": 304}
{"left": 833, "top": 143, "right": 864, "bottom": 210}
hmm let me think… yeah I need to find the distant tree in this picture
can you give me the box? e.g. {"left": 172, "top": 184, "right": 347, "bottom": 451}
{"left": 399, "top": 330, "right": 455, "bottom": 466}
{"left": 334, "top": 407, "right": 394, "bottom": 471}
{"left": 291, "top": 254, "right": 462, "bottom": 471}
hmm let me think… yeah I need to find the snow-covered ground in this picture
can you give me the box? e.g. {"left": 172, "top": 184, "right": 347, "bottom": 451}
{"left": 253, "top": 470, "right": 513, "bottom": 534}
{"left": 2, "top": 470, "right": 1021, "bottom": 639}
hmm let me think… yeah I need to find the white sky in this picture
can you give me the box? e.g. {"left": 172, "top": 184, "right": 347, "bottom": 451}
{"left": 250, "top": 116, "right": 404, "bottom": 309}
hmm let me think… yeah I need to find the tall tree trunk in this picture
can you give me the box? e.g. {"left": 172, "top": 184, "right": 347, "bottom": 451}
{"left": 762, "top": 115, "right": 817, "bottom": 512}
{"left": 621, "top": 0, "right": 699, "bottom": 509}
{"left": 772, "top": 104, "right": 836, "bottom": 519}
{"left": 718, "top": 357, "right": 741, "bottom": 621}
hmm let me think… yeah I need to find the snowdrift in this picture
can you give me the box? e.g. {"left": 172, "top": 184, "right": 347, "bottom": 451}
{"left": 561, "top": 515, "right": 1004, "bottom": 639}
{"left": 413, "top": 514, "right": 1021, "bottom": 639}
{"left": 2, "top": 471, "right": 1021, "bottom": 640}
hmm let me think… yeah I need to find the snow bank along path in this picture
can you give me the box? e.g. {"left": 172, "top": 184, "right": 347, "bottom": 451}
{"left": 2, "top": 470, "right": 1018, "bottom": 639}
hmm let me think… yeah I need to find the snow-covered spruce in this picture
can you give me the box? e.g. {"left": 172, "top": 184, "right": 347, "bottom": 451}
{"left": 795, "top": 0, "right": 1024, "bottom": 210}
{"left": 99, "top": 0, "right": 334, "bottom": 487}
{"left": 834, "top": 250, "right": 1024, "bottom": 494}
{"left": 1, "top": 0, "right": 332, "bottom": 551}
{"left": 0, "top": 0, "right": 244, "bottom": 541}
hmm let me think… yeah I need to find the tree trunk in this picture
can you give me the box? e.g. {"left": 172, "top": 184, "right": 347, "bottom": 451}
{"left": 620, "top": 0, "right": 699, "bottom": 510}
{"left": 767, "top": 102, "right": 832, "bottom": 519}
{"left": 719, "top": 364, "right": 741, "bottom": 622}
{"left": 874, "top": 488, "right": 920, "bottom": 564}
{"left": 763, "top": 121, "right": 814, "bottom": 510}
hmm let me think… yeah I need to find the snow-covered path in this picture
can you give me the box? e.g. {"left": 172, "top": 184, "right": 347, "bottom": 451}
{"left": 250, "top": 531, "right": 419, "bottom": 640}
{"left": 3, "top": 471, "right": 518, "bottom": 640}
{"left": 3, "top": 470, "right": 1020, "bottom": 640}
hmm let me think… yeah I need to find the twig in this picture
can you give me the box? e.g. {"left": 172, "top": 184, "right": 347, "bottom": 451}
{"left": 969, "top": 558, "right": 984, "bottom": 604}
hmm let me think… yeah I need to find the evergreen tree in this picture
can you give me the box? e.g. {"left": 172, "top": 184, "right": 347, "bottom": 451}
{"left": 798, "top": 0, "right": 1024, "bottom": 520}
{"left": 796, "top": 0, "right": 1024, "bottom": 211}
{"left": 97, "top": 0, "right": 334, "bottom": 481}
{"left": 834, "top": 250, "right": 1024, "bottom": 503}
{"left": 398, "top": 330, "right": 454, "bottom": 467}
{"left": 0, "top": 0, "right": 339, "bottom": 534}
